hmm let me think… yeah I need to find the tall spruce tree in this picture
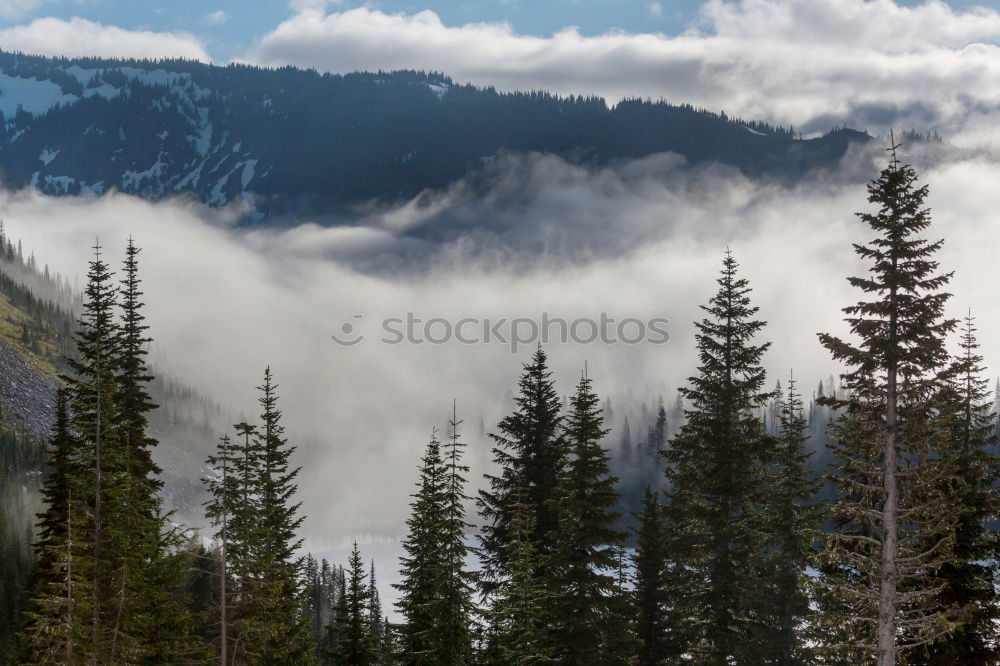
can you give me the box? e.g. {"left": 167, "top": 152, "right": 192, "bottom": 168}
{"left": 914, "top": 312, "right": 999, "bottom": 664}
{"left": 110, "top": 238, "right": 199, "bottom": 663}
{"left": 661, "top": 250, "right": 775, "bottom": 664}
{"left": 478, "top": 347, "right": 565, "bottom": 600}
{"left": 489, "top": 498, "right": 553, "bottom": 666}
{"left": 396, "top": 430, "right": 446, "bottom": 664}
{"left": 334, "top": 542, "right": 374, "bottom": 665}
{"left": 758, "top": 373, "right": 819, "bottom": 665}
{"left": 240, "top": 368, "right": 315, "bottom": 664}
{"left": 815, "top": 139, "right": 964, "bottom": 665}
{"left": 204, "top": 434, "right": 239, "bottom": 665}
{"left": 19, "top": 390, "right": 93, "bottom": 664}
{"left": 65, "top": 241, "right": 120, "bottom": 659}
{"left": 396, "top": 410, "right": 476, "bottom": 665}
{"left": 438, "top": 404, "right": 477, "bottom": 664}
{"left": 547, "top": 372, "right": 623, "bottom": 664}
{"left": 632, "top": 487, "right": 673, "bottom": 666}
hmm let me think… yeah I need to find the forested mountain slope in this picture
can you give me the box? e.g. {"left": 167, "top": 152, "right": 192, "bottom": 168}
{"left": 0, "top": 51, "right": 871, "bottom": 219}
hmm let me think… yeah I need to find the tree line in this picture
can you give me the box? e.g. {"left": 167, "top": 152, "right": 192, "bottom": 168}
{"left": 11, "top": 144, "right": 1000, "bottom": 664}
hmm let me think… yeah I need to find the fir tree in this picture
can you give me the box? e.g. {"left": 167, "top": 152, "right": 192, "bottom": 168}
{"left": 914, "top": 312, "right": 999, "bottom": 664}
{"left": 63, "top": 240, "right": 120, "bottom": 658}
{"left": 110, "top": 238, "right": 199, "bottom": 663}
{"left": 661, "top": 250, "right": 775, "bottom": 664}
{"left": 204, "top": 435, "right": 239, "bottom": 665}
{"left": 438, "top": 404, "right": 477, "bottom": 664}
{"left": 335, "top": 542, "right": 374, "bottom": 665}
{"left": 490, "top": 499, "right": 553, "bottom": 666}
{"left": 240, "top": 368, "right": 314, "bottom": 664}
{"left": 547, "top": 372, "right": 623, "bottom": 664}
{"left": 396, "top": 430, "right": 446, "bottom": 664}
{"left": 816, "top": 139, "right": 964, "bottom": 665}
{"left": 632, "top": 487, "right": 673, "bottom": 666}
{"left": 757, "top": 373, "right": 820, "bottom": 665}
{"left": 19, "top": 391, "right": 93, "bottom": 664}
{"left": 478, "top": 347, "right": 565, "bottom": 600}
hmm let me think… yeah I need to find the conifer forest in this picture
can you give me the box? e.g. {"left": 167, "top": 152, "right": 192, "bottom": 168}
{"left": 2, "top": 140, "right": 998, "bottom": 665}
{"left": 3, "top": 2, "right": 1000, "bottom": 665}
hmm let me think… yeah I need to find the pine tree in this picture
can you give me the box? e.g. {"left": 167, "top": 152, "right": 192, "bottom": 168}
{"left": 547, "top": 372, "right": 623, "bottom": 663}
{"left": 815, "top": 139, "right": 964, "bottom": 665}
{"left": 204, "top": 435, "right": 239, "bottom": 665}
{"left": 632, "top": 487, "right": 673, "bottom": 666}
{"left": 438, "top": 404, "right": 477, "bottom": 664}
{"left": 239, "top": 368, "right": 315, "bottom": 664}
{"left": 490, "top": 499, "right": 553, "bottom": 665}
{"left": 19, "top": 390, "right": 93, "bottom": 664}
{"left": 228, "top": 419, "right": 260, "bottom": 612}
{"left": 757, "top": 373, "right": 820, "bottom": 665}
{"left": 63, "top": 240, "right": 120, "bottom": 659}
{"left": 335, "top": 542, "right": 374, "bottom": 665}
{"left": 914, "top": 312, "right": 999, "bottom": 663}
{"left": 396, "top": 430, "right": 446, "bottom": 664}
{"left": 603, "top": 547, "right": 638, "bottom": 665}
{"left": 661, "top": 250, "right": 775, "bottom": 664}
{"left": 478, "top": 347, "right": 565, "bottom": 600}
{"left": 109, "top": 238, "right": 200, "bottom": 663}
{"left": 368, "top": 560, "right": 392, "bottom": 664}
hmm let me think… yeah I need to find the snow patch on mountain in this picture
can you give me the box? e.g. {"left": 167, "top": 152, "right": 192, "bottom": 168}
{"left": 38, "top": 148, "right": 59, "bottom": 166}
{"left": 0, "top": 74, "right": 75, "bottom": 118}
{"left": 241, "top": 160, "right": 257, "bottom": 189}
{"left": 122, "top": 157, "right": 169, "bottom": 195}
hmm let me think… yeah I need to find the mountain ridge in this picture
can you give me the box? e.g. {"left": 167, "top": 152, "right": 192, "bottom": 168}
{"left": 0, "top": 51, "right": 872, "bottom": 221}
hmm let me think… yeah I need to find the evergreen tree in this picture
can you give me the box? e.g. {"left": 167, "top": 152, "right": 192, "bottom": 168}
{"left": 204, "top": 434, "right": 239, "bottom": 665}
{"left": 914, "top": 312, "right": 999, "bottom": 664}
{"left": 547, "top": 372, "right": 623, "bottom": 664}
{"left": 396, "top": 430, "right": 446, "bottom": 664}
{"left": 757, "top": 373, "right": 820, "bottom": 665}
{"left": 603, "top": 547, "right": 638, "bottom": 665}
{"left": 396, "top": 407, "right": 477, "bottom": 665}
{"left": 478, "top": 347, "right": 565, "bottom": 600}
{"left": 335, "top": 542, "right": 374, "bottom": 665}
{"left": 815, "top": 139, "right": 964, "bottom": 665}
{"left": 110, "top": 238, "right": 200, "bottom": 663}
{"left": 239, "top": 368, "right": 315, "bottom": 664}
{"left": 490, "top": 499, "right": 553, "bottom": 666}
{"left": 661, "top": 250, "right": 775, "bottom": 664}
{"left": 19, "top": 391, "right": 93, "bottom": 664}
{"left": 632, "top": 487, "right": 673, "bottom": 666}
{"left": 438, "top": 404, "right": 477, "bottom": 664}
{"left": 64, "top": 241, "right": 120, "bottom": 659}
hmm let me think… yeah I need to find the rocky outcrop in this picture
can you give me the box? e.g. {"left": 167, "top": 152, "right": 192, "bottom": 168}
{"left": 0, "top": 338, "right": 57, "bottom": 438}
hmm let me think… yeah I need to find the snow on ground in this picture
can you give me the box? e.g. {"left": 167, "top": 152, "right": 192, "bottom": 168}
{"left": 0, "top": 74, "right": 77, "bottom": 118}
{"left": 38, "top": 148, "right": 59, "bottom": 166}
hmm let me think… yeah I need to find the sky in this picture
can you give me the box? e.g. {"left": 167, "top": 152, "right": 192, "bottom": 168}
{"left": 1, "top": 1, "right": 1000, "bottom": 144}
{"left": 0, "top": 1, "right": 993, "bottom": 62}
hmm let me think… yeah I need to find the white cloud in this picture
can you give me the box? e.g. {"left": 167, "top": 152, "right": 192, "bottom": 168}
{"left": 6, "top": 146, "right": 1000, "bottom": 539}
{"left": 0, "top": 17, "right": 210, "bottom": 61}
{"left": 242, "top": 0, "right": 1000, "bottom": 145}
{"left": 202, "top": 9, "right": 229, "bottom": 26}
{"left": 647, "top": 2, "right": 663, "bottom": 17}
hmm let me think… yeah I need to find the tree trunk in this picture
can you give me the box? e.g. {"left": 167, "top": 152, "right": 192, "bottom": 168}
{"left": 877, "top": 310, "right": 899, "bottom": 665}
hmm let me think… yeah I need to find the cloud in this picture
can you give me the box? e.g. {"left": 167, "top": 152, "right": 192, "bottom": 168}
{"left": 5, "top": 145, "right": 1000, "bottom": 540}
{"left": 0, "top": 17, "right": 210, "bottom": 61}
{"left": 243, "top": 0, "right": 1000, "bottom": 145}
{"left": 202, "top": 9, "right": 229, "bottom": 26}
{"left": 647, "top": 2, "right": 663, "bottom": 17}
